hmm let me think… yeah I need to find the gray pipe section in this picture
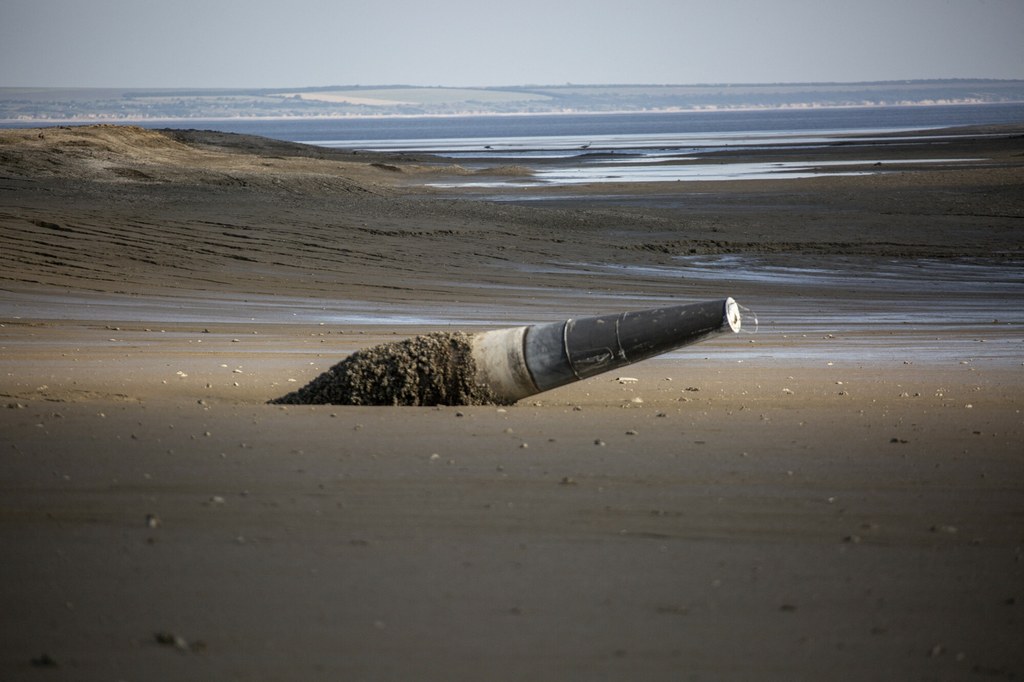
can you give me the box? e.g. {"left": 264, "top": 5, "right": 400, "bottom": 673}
{"left": 471, "top": 297, "right": 741, "bottom": 403}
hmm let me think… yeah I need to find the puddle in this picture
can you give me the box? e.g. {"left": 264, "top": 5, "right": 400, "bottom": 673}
{"left": 428, "top": 157, "right": 983, "bottom": 187}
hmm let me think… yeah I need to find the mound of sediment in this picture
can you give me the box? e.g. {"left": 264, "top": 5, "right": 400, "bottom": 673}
{"left": 0, "top": 124, "right": 408, "bottom": 192}
{"left": 270, "top": 331, "right": 500, "bottom": 406}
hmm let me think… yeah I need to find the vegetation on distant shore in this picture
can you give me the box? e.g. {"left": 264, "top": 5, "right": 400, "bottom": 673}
{"left": 2, "top": 79, "right": 1023, "bottom": 121}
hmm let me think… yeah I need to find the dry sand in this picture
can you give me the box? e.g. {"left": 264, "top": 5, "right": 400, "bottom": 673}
{"left": 1, "top": 123, "right": 1023, "bottom": 680}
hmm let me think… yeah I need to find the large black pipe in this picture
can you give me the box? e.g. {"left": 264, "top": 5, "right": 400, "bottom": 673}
{"left": 471, "top": 297, "right": 741, "bottom": 402}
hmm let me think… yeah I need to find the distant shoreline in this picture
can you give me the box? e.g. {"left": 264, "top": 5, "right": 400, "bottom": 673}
{"left": 3, "top": 98, "right": 1023, "bottom": 127}
{"left": 4, "top": 79, "right": 1023, "bottom": 124}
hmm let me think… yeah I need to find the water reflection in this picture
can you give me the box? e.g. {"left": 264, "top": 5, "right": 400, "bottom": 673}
{"left": 318, "top": 126, "right": 991, "bottom": 187}
{"left": 428, "top": 157, "right": 982, "bottom": 187}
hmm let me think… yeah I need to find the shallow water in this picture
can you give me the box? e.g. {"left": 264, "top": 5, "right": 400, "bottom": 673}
{"left": 609, "top": 255, "right": 1024, "bottom": 295}
{"left": 430, "top": 158, "right": 985, "bottom": 187}
{"left": 313, "top": 130, "right": 898, "bottom": 154}
{"left": 0, "top": 290, "right": 510, "bottom": 326}
{"left": 4, "top": 257, "right": 1019, "bottom": 324}
{"left": 298, "top": 114, "right": 1005, "bottom": 188}
{"left": 4, "top": 256, "right": 1020, "bottom": 366}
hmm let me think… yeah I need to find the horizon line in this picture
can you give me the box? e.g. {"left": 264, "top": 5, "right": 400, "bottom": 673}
{"left": 3, "top": 77, "right": 1024, "bottom": 92}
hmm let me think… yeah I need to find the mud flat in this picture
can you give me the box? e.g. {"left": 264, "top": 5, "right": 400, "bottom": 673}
{"left": 1, "top": 124, "right": 1023, "bottom": 680}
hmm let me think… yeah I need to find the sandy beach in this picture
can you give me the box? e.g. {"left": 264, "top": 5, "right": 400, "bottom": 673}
{"left": 1, "top": 123, "right": 1022, "bottom": 680}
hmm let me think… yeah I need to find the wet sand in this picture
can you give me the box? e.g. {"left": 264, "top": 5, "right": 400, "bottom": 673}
{"left": 1, "top": 124, "right": 1023, "bottom": 680}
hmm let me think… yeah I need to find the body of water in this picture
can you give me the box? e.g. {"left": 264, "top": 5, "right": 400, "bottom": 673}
{"left": 8, "top": 102, "right": 1021, "bottom": 185}
{"left": 147, "top": 102, "right": 1024, "bottom": 186}
{"left": 138, "top": 102, "right": 1024, "bottom": 147}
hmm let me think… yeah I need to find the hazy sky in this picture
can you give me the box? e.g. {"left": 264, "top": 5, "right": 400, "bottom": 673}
{"left": 1, "top": 0, "right": 1022, "bottom": 88}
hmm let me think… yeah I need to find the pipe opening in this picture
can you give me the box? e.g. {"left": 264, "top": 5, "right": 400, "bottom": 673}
{"left": 725, "top": 297, "right": 742, "bottom": 332}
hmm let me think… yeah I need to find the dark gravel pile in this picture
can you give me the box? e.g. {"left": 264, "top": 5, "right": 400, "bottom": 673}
{"left": 269, "top": 331, "right": 499, "bottom": 406}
